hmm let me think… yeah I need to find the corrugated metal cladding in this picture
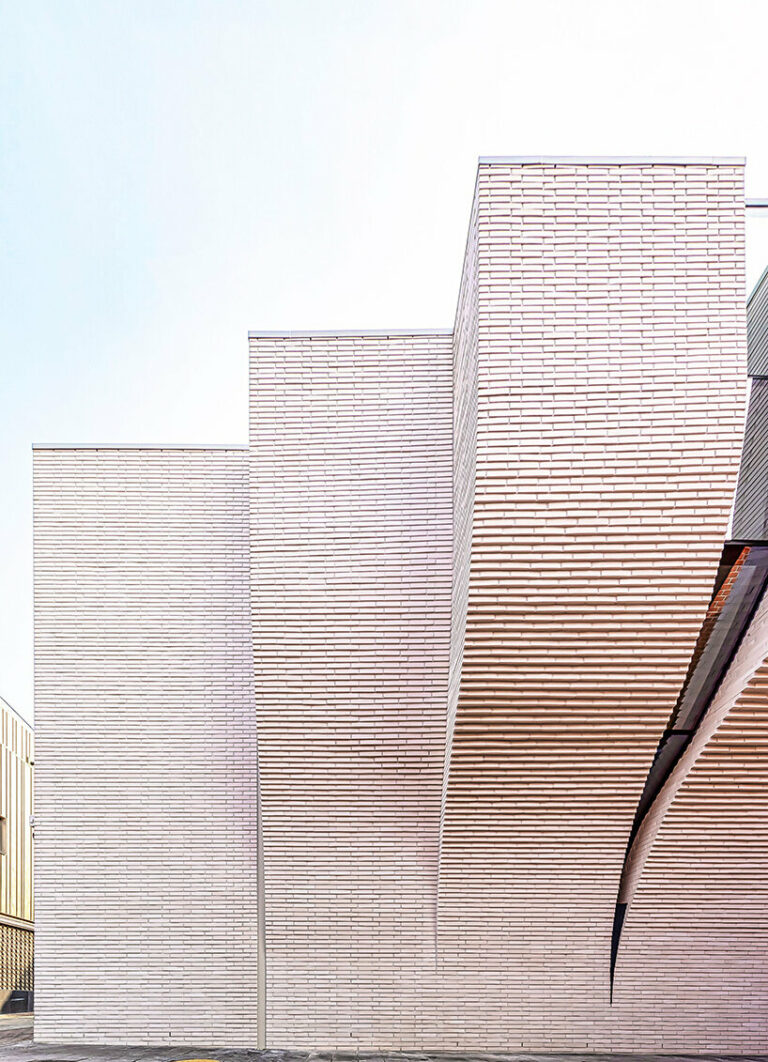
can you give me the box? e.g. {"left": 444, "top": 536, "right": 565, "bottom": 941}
{"left": 733, "top": 268, "right": 768, "bottom": 540}
{"left": 732, "top": 379, "right": 768, "bottom": 539}
{"left": 34, "top": 159, "right": 767, "bottom": 1051}
{"left": 0, "top": 702, "right": 33, "bottom": 928}
{"left": 1, "top": 699, "right": 34, "bottom": 1012}
{"left": 747, "top": 268, "right": 768, "bottom": 376}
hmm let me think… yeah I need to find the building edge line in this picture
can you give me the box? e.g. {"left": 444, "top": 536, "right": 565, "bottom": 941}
{"left": 478, "top": 154, "right": 746, "bottom": 165}
{"left": 249, "top": 329, "right": 453, "bottom": 339}
{"left": 32, "top": 443, "right": 249, "bottom": 451}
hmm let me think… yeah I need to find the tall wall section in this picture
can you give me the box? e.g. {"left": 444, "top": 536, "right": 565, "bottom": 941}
{"left": 438, "top": 159, "right": 748, "bottom": 1049}
{"left": 612, "top": 259, "right": 768, "bottom": 1050}
{"left": 441, "top": 187, "right": 479, "bottom": 822}
{"left": 33, "top": 447, "right": 258, "bottom": 1046}
{"left": 249, "top": 332, "right": 453, "bottom": 1047}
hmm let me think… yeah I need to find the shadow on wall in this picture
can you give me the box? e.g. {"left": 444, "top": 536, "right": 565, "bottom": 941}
{"left": 1, "top": 976, "right": 34, "bottom": 1014}
{"left": 1, "top": 928, "right": 34, "bottom": 1013}
{"left": 0, "top": 925, "right": 33, "bottom": 1014}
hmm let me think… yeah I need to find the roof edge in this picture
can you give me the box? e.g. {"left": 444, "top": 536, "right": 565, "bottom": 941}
{"left": 748, "top": 264, "right": 768, "bottom": 308}
{"left": 0, "top": 695, "right": 33, "bottom": 732}
{"left": 32, "top": 443, "right": 248, "bottom": 451}
{"left": 478, "top": 154, "right": 745, "bottom": 165}
{"left": 249, "top": 328, "right": 453, "bottom": 339}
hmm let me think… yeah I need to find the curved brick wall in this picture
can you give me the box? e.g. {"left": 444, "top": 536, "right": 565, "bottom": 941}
{"left": 617, "top": 589, "right": 768, "bottom": 1049}
{"left": 437, "top": 160, "right": 748, "bottom": 1048}
{"left": 34, "top": 159, "right": 759, "bottom": 1051}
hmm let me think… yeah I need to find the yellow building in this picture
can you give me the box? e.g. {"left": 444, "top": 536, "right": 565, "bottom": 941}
{"left": 0, "top": 697, "right": 33, "bottom": 1012}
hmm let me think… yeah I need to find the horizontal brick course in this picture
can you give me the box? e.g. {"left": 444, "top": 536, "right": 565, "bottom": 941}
{"left": 33, "top": 449, "right": 258, "bottom": 1046}
{"left": 34, "top": 159, "right": 762, "bottom": 1051}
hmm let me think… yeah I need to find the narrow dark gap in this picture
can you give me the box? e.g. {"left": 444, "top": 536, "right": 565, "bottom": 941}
{"left": 609, "top": 541, "right": 768, "bottom": 1002}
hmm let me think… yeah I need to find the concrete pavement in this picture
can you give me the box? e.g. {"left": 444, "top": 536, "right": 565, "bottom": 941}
{"left": 3, "top": 1017, "right": 768, "bottom": 1062}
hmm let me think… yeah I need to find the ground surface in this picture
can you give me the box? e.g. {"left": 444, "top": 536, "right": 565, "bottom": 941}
{"left": 2, "top": 1017, "right": 768, "bottom": 1062}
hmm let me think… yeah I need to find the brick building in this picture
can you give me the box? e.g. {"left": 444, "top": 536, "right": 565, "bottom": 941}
{"left": 33, "top": 157, "right": 768, "bottom": 1050}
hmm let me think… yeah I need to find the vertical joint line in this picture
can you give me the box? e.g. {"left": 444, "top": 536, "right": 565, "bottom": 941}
{"left": 256, "top": 740, "right": 266, "bottom": 1048}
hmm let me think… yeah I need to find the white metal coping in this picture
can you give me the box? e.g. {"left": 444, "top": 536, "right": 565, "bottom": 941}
{"left": 248, "top": 329, "right": 453, "bottom": 338}
{"left": 0, "top": 912, "right": 34, "bottom": 931}
{"left": 478, "top": 154, "right": 746, "bottom": 165}
{"left": 32, "top": 443, "right": 248, "bottom": 450}
{"left": 0, "top": 694, "right": 32, "bottom": 731}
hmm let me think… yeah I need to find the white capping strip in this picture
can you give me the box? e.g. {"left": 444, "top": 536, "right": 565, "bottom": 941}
{"left": 478, "top": 154, "right": 746, "bottom": 165}
{"left": 31, "top": 443, "right": 248, "bottom": 451}
{"left": 747, "top": 199, "right": 768, "bottom": 208}
{"left": 0, "top": 694, "right": 33, "bottom": 730}
{"left": 748, "top": 265, "right": 768, "bottom": 307}
{"left": 0, "top": 912, "right": 34, "bottom": 931}
{"left": 249, "top": 329, "right": 453, "bottom": 339}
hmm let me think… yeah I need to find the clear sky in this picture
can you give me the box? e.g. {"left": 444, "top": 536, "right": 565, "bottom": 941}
{"left": 2, "top": 0, "right": 768, "bottom": 724}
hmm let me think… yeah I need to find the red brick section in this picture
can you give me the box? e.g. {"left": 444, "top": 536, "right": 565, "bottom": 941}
{"left": 672, "top": 546, "right": 750, "bottom": 716}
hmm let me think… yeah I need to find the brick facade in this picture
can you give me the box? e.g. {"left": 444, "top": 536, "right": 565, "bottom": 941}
{"left": 34, "top": 159, "right": 765, "bottom": 1050}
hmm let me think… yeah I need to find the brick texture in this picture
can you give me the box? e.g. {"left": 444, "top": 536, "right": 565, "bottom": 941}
{"left": 249, "top": 334, "right": 453, "bottom": 1047}
{"left": 619, "top": 587, "right": 768, "bottom": 1050}
{"left": 33, "top": 448, "right": 257, "bottom": 1046}
{"left": 437, "top": 161, "right": 747, "bottom": 1050}
{"left": 34, "top": 160, "right": 758, "bottom": 1051}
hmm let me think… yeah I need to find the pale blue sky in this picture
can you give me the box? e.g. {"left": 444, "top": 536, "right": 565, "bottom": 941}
{"left": 3, "top": 0, "right": 768, "bottom": 723}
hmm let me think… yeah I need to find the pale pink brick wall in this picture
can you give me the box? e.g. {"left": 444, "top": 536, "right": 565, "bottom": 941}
{"left": 250, "top": 162, "right": 749, "bottom": 1049}
{"left": 441, "top": 184, "right": 478, "bottom": 831}
{"left": 616, "top": 588, "right": 768, "bottom": 1050}
{"left": 249, "top": 333, "right": 453, "bottom": 1048}
{"left": 436, "top": 160, "right": 748, "bottom": 1050}
{"left": 33, "top": 448, "right": 258, "bottom": 1047}
{"left": 33, "top": 160, "right": 757, "bottom": 1052}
